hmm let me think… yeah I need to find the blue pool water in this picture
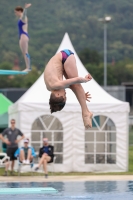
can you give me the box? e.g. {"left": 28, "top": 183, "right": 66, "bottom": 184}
{"left": 0, "top": 181, "right": 133, "bottom": 200}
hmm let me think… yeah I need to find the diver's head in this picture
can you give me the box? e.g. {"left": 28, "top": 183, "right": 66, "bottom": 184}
{"left": 14, "top": 6, "right": 23, "bottom": 17}
{"left": 49, "top": 89, "right": 66, "bottom": 113}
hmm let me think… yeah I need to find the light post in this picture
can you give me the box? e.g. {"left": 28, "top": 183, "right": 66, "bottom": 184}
{"left": 99, "top": 16, "right": 111, "bottom": 87}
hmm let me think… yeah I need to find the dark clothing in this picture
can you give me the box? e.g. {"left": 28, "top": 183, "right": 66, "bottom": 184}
{"left": 22, "top": 147, "right": 30, "bottom": 159}
{"left": 43, "top": 146, "right": 49, "bottom": 154}
{"left": 61, "top": 49, "right": 74, "bottom": 64}
{"left": 7, "top": 147, "right": 18, "bottom": 161}
{"left": 18, "top": 19, "right": 29, "bottom": 39}
{"left": 2, "top": 127, "right": 23, "bottom": 148}
{"left": 39, "top": 145, "right": 54, "bottom": 163}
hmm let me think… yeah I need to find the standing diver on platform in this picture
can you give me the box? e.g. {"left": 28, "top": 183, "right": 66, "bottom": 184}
{"left": 14, "top": 4, "right": 31, "bottom": 72}
{"left": 44, "top": 49, "right": 93, "bottom": 129}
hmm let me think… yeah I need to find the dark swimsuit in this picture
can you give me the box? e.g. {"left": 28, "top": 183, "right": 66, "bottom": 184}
{"left": 18, "top": 19, "right": 29, "bottom": 39}
{"left": 61, "top": 49, "right": 74, "bottom": 64}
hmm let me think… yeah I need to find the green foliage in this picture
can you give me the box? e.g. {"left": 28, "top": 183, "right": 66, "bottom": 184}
{"left": 0, "top": 0, "right": 133, "bottom": 68}
{"left": 0, "top": 62, "right": 40, "bottom": 88}
{"left": 0, "top": 0, "right": 133, "bottom": 87}
{"left": 21, "top": 66, "right": 41, "bottom": 88}
{"left": 85, "top": 58, "right": 133, "bottom": 85}
{"left": 0, "top": 62, "right": 14, "bottom": 88}
{"left": 79, "top": 48, "right": 102, "bottom": 65}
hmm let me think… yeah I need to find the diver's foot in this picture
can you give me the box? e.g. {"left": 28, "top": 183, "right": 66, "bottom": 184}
{"left": 82, "top": 112, "right": 93, "bottom": 129}
{"left": 22, "top": 68, "right": 31, "bottom": 72}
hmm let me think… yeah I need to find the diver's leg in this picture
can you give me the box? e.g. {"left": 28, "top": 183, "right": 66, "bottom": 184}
{"left": 64, "top": 55, "right": 93, "bottom": 128}
{"left": 19, "top": 34, "right": 31, "bottom": 71}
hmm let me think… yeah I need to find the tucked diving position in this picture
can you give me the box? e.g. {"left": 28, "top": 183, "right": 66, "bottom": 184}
{"left": 44, "top": 49, "right": 93, "bottom": 129}
{"left": 14, "top": 4, "right": 31, "bottom": 72}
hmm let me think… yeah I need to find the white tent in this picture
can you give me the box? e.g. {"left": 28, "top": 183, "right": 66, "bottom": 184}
{"left": 9, "top": 33, "right": 129, "bottom": 172}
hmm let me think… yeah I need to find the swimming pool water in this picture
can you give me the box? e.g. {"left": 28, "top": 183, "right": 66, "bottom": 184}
{"left": 0, "top": 181, "right": 133, "bottom": 200}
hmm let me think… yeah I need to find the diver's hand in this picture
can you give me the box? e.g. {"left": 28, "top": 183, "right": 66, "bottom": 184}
{"left": 85, "top": 92, "right": 91, "bottom": 102}
{"left": 84, "top": 74, "right": 92, "bottom": 82}
{"left": 25, "top": 3, "right": 32, "bottom": 8}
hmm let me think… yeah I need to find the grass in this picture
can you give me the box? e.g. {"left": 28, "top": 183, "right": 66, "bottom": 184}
{"left": 0, "top": 146, "right": 133, "bottom": 176}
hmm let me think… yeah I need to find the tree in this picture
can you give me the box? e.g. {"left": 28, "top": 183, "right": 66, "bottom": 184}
{"left": 79, "top": 48, "right": 102, "bottom": 65}
{"left": 0, "top": 63, "right": 40, "bottom": 88}
{"left": 0, "top": 62, "right": 14, "bottom": 88}
{"left": 85, "top": 60, "right": 133, "bottom": 86}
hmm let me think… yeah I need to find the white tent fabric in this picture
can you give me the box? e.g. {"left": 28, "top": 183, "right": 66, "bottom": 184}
{"left": 9, "top": 33, "right": 130, "bottom": 172}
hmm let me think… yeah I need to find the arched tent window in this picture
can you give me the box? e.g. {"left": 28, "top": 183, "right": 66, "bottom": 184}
{"left": 31, "top": 115, "right": 63, "bottom": 163}
{"left": 85, "top": 115, "right": 116, "bottom": 164}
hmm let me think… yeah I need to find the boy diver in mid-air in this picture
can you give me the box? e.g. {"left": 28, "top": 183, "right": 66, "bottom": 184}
{"left": 44, "top": 49, "right": 93, "bottom": 129}
{"left": 14, "top": 4, "right": 31, "bottom": 72}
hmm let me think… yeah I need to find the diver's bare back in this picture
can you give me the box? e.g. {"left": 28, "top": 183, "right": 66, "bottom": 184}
{"left": 44, "top": 52, "right": 63, "bottom": 91}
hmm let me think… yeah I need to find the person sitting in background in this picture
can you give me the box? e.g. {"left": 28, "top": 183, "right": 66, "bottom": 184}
{"left": 14, "top": 138, "right": 36, "bottom": 164}
{"left": 35, "top": 138, "right": 54, "bottom": 178}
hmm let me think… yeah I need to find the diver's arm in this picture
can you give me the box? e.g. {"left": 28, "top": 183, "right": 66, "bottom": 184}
{"left": 51, "top": 75, "right": 92, "bottom": 90}
{"left": 21, "top": 8, "right": 27, "bottom": 21}
{"left": 21, "top": 3, "right": 31, "bottom": 21}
